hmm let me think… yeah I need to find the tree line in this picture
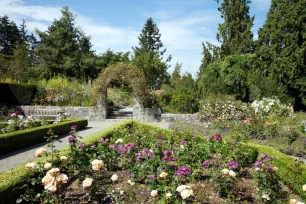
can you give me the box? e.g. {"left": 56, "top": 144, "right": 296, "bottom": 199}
{"left": 1, "top": 0, "right": 305, "bottom": 110}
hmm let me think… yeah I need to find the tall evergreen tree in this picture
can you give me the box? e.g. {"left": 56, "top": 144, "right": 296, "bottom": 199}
{"left": 216, "top": 0, "right": 254, "bottom": 58}
{"left": 257, "top": 0, "right": 306, "bottom": 109}
{"left": 133, "top": 17, "right": 171, "bottom": 90}
{"left": 36, "top": 7, "right": 99, "bottom": 79}
{"left": 0, "top": 15, "right": 21, "bottom": 56}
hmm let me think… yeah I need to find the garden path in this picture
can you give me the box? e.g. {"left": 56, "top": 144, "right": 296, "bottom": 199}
{"left": 0, "top": 120, "right": 169, "bottom": 172}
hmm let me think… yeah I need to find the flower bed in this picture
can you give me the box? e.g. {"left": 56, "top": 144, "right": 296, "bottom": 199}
{"left": 1, "top": 121, "right": 305, "bottom": 203}
{"left": 0, "top": 118, "right": 88, "bottom": 155}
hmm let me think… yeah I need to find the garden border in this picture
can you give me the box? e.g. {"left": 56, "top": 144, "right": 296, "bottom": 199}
{"left": 0, "top": 120, "right": 305, "bottom": 203}
{"left": 0, "top": 119, "right": 88, "bottom": 155}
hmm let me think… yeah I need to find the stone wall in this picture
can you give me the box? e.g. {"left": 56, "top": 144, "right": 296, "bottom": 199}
{"left": 133, "top": 107, "right": 161, "bottom": 122}
{"left": 13, "top": 105, "right": 105, "bottom": 121}
{"left": 161, "top": 113, "right": 199, "bottom": 123}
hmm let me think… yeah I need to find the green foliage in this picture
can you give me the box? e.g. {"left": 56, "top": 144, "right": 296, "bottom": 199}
{"left": 257, "top": 0, "right": 306, "bottom": 109}
{"left": 216, "top": 0, "right": 254, "bottom": 57}
{"left": 107, "top": 87, "right": 134, "bottom": 108}
{"left": 36, "top": 7, "right": 100, "bottom": 80}
{"left": 169, "top": 73, "right": 199, "bottom": 113}
{"left": 0, "top": 118, "right": 88, "bottom": 155}
{"left": 33, "top": 76, "right": 96, "bottom": 106}
{"left": 132, "top": 17, "right": 171, "bottom": 90}
{"left": 95, "top": 62, "right": 156, "bottom": 108}
{"left": 0, "top": 15, "right": 21, "bottom": 56}
{"left": 0, "top": 82, "right": 37, "bottom": 105}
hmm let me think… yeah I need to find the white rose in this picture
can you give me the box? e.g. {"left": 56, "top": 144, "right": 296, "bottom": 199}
{"left": 82, "top": 178, "right": 93, "bottom": 188}
{"left": 165, "top": 192, "right": 172, "bottom": 199}
{"left": 150, "top": 190, "right": 158, "bottom": 197}
{"left": 47, "top": 168, "right": 60, "bottom": 176}
{"left": 297, "top": 201, "right": 305, "bottom": 204}
{"left": 261, "top": 194, "right": 270, "bottom": 200}
{"left": 290, "top": 199, "right": 297, "bottom": 204}
{"left": 56, "top": 173, "right": 68, "bottom": 183}
{"left": 111, "top": 174, "right": 119, "bottom": 182}
{"left": 221, "top": 168, "right": 230, "bottom": 176}
{"left": 44, "top": 162, "right": 52, "bottom": 170}
{"left": 127, "top": 179, "right": 135, "bottom": 186}
{"left": 91, "top": 159, "right": 104, "bottom": 171}
{"left": 60, "top": 156, "right": 68, "bottom": 162}
{"left": 159, "top": 172, "right": 168, "bottom": 179}
{"left": 180, "top": 188, "right": 193, "bottom": 199}
{"left": 229, "top": 170, "right": 236, "bottom": 177}
{"left": 115, "top": 138, "right": 123, "bottom": 144}
{"left": 25, "top": 162, "right": 36, "bottom": 170}
{"left": 303, "top": 184, "right": 306, "bottom": 192}
{"left": 176, "top": 185, "right": 188, "bottom": 193}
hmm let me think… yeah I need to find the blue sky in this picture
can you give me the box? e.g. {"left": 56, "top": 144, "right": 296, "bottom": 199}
{"left": 0, "top": 0, "right": 271, "bottom": 75}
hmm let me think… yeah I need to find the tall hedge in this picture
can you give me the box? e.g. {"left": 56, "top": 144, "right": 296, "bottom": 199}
{"left": 0, "top": 82, "right": 37, "bottom": 105}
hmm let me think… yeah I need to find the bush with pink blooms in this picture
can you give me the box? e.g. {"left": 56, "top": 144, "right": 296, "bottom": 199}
{"left": 15, "top": 122, "right": 305, "bottom": 203}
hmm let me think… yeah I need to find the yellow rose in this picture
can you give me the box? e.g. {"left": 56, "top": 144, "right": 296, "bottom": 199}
{"left": 221, "top": 168, "right": 230, "bottom": 176}
{"left": 44, "top": 162, "right": 52, "bottom": 170}
{"left": 180, "top": 188, "right": 193, "bottom": 199}
{"left": 159, "top": 172, "right": 168, "bottom": 179}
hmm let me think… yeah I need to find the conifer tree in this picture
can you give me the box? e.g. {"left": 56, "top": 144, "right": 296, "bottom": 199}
{"left": 36, "top": 7, "right": 99, "bottom": 79}
{"left": 133, "top": 17, "right": 171, "bottom": 90}
{"left": 216, "top": 0, "right": 254, "bottom": 58}
{"left": 0, "top": 15, "right": 21, "bottom": 56}
{"left": 257, "top": 0, "right": 306, "bottom": 109}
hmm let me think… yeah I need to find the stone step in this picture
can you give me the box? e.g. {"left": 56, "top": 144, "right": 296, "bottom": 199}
{"left": 107, "top": 116, "right": 133, "bottom": 119}
{"left": 105, "top": 119, "right": 131, "bottom": 122}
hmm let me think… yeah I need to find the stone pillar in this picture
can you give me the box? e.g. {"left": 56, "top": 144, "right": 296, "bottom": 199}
{"left": 96, "top": 93, "right": 107, "bottom": 120}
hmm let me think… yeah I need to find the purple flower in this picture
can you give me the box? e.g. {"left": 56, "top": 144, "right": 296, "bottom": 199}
{"left": 163, "top": 150, "right": 172, "bottom": 155}
{"left": 192, "top": 136, "right": 196, "bottom": 140}
{"left": 209, "top": 135, "right": 214, "bottom": 140}
{"left": 136, "top": 157, "right": 142, "bottom": 162}
{"left": 174, "top": 147, "right": 179, "bottom": 151}
{"left": 90, "top": 145, "right": 95, "bottom": 149}
{"left": 98, "top": 138, "right": 104, "bottom": 143}
{"left": 149, "top": 174, "right": 157, "bottom": 181}
{"left": 176, "top": 166, "right": 191, "bottom": 176}
{"left": 79, "top": 143, "right": 86, "bottom": 148}
{"left": 109, "top": 144, "right": 116, "bottom": 149}
{"left": 215, "top": 134, "right": 222, "bottom": 142}
{"left": 105, "top": 138, "right": 109, "bottom": 142}
{"left": 125, "top": 143, "right": 135, "bottom": 149}
{"left": 228, "top": 161, "right": 239, "bottom": 170}
{"left": 267, "top": 156, "right": 273, "bottom": 161}
{"left": 118, "top": 148, "right": 127, "bottom": 154}
{"left": 261, "top": 154, "right": 268, "bottom": 160}
{"left": 157, "top": 141, "right": 162, "bottom": 148}
{"left": 232, "top": 142, "right": 237, "bottom": 147}
{"left": 203, "top": 160, "right": 210, "bottom": 168}
{"left": 179, "top": 139, "right": 187, "bottom": 145}
{"left": 68, "top": 130, "right": 72, "bottom": 134}
{"left": 254, "top": 160, "right": 263, "bottom": 167}
{"left": 144, "top": 148, "right": 154, "bottom": 158}
{"left": 71, "top": 125, "right": 77, "bottom": 129}
{"left": 68, "top": 136, "right": 76, "bottom": 144}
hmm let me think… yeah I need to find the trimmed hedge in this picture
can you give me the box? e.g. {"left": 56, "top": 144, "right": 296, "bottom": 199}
{"left": 0, "top": 120, "right": 305, "bottom": 203}
{"left": 0, "top": 82, "right": 37, "bottom": 105}
{"left": 0, "top": 119, "right": 88, "bottom": 155}
{"left": 0, "top": 120, "right": 130, "bottom": 203}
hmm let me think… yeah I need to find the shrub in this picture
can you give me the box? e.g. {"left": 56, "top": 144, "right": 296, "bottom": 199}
{"left": 33, "top": 76, "right": 97, "bottom": 107}
{"left": 251, "top": 97, "right": 291, "bottom": 120}
{"left": 0, "top": 82, "right": 37, "bottom": 105}
{"left": 199, "top": 94, "right": 252, "bottom": 121}
{"left": 0, "top": 118, "right": 88, "bottom": 155}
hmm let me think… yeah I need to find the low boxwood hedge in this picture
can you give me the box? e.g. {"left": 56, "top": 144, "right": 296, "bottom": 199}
{"left": 0, "top": 119, "right": 88, "bottom": 155}
{"left": 0, "top": 120, "right": 305, "bottom": 203}
{"left": 0, "top": 120, "right": 130, "bottom": 203}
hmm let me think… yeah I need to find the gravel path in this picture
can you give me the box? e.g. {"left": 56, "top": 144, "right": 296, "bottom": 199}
{"left": 0, "top": 121, "right": 169, "bottom": 172}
